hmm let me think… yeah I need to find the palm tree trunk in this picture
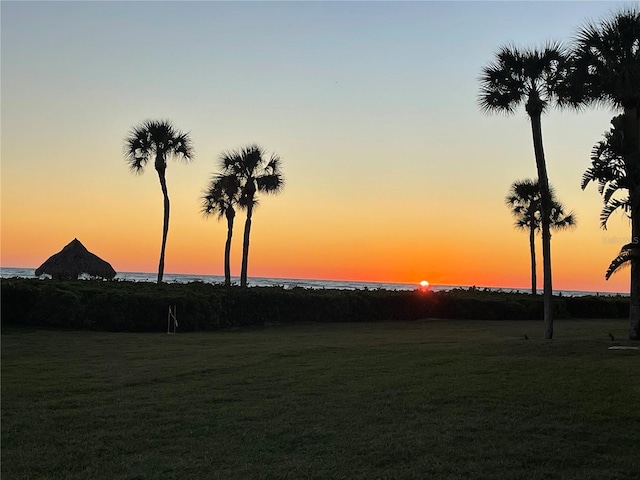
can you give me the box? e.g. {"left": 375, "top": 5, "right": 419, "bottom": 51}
{"left": 629, "top": 209, "right": 640, "bottom": 340}
{"left": 529, "top": 111, "right": 553, "bottom": 338}
{"left": 529, "top": 225, "right": 537, "bottom": 295}
{"left": 624, "top": 106, "right": 640, "bottom": 339}
{"left": 224, "top": 209, "right": 235, "bottom": 287}
{"left": 156, "top": 169, "right": 170, "bottom": 284}
{"left": 240, "top": 204, "right": 253, "bottom": 288}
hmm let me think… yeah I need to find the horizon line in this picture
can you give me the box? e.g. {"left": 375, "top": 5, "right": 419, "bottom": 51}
{"left": 0, "top": 266, "right": 627, "bottom": 296}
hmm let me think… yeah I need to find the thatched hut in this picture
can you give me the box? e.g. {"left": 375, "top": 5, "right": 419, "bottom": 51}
{"left": 35, "top": 239, "right": 117, "bottom": 280}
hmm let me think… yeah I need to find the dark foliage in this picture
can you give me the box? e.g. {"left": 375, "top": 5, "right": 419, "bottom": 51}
{"left": 0, "top": 279, "right": 628, "bottom": 332}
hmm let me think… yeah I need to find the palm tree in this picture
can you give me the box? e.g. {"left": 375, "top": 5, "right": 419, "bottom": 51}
{"left": 506, "top": 179, "right": 576, "bottom": 295}
{"left": 581, "top": 115, "right": 639, "bottom": 282}
{"left": 219, "top": 144, "right": 284, "bottom": 287}
{"left": 581, "top": 115, "right": 629, "bottom": 230}
{"left": 479, "top": 43, "right": 567, "bottom": 339}
{"left": 562, "top": 7, "right": 640, "bottom": 338}
{"left": 201, "top": 174, "right": 241, "bottom": 287}
{"left": 124, "top": 120, "right": 194, "bottom": 284}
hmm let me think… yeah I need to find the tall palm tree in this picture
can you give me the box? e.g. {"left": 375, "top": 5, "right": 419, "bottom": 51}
{"left": 201, "top": 174, "right": 241, "bottom": 287}
{"left": 506, "top": 179, "right": 576, "bottom": 295}
{"left": 479, "top": 43, "right": 567, "bottom": 339}
{"left": 219, "top": 144, "right": 284, "bottom": 287}
{"left": 562, "top": 7, "right": 640, "bottom": 338}
{"left": 124, "top": 120, "right": 194, "bottom": 284}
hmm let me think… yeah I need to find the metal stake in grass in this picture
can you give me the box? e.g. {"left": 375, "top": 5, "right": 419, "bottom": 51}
{"left": 167, "top": 305, "right": 178, "bottom": 334}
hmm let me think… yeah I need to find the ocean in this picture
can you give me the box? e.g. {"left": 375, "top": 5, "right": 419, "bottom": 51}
{"left": 0, "top": 267, "right": 626, "bottom": 297}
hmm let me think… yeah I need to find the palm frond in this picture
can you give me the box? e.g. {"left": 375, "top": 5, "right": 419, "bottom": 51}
{"left": 201, "top": 192, "right": 224, "bottom": 219}
{"left": 582, "top": 133, "right": 625, "bottom": 193}
{"left": 479, "top": 46, "right": 526, "bottom": 114}
{"left": 548, "top": 195, "right": 577, "bottom": 230}
{"left": 507, "top": 178, "right": 578, "bottom": 233}
{"left": 568, "top": 7, "right": 640, "bottom": 109}
{"left": 479, "top": 42, "right": 568, "bottom": 117}
{"left": 201, "top": 173, "right": 241, "bottom": 219}
{"left": 551, "top": 210, "right": 577, "bottom": 230}
{"left": 240, "top": 144, "right": 265, "bottom": 175}
{"left": 605, "top": 242, "right": 640, "bottom": 280}
{"left": 124, "top": 123, "right": 154, "bottom": 173}
{"left": 579, "top": 169, "right": 594, "bottom": 191}
{"left": 606, "top": 251, "right": 632, "bottom": 280}
{"left": 218, "top": 149, "right": 244, "bottom": 175}
{"left": 599, "top": 197, "right": 630, "bottom": 228}
{"left": 522, "top": 41, "right": 567, "bottom": 102}
{"left": 124, "top": 119, "right": 193, "bottom": 173}
{"left": 256, "top": 173, "right": 285, "bottom": 194}
{"left": 506, "top": 179, "right": 542, "bottom": 231}
{"left": 216, "top": 143, "right": 285, "bottom": 206}
{"left": 582, "top": 113, "right": 633, "bottom": 229}
{"left": 171, "top": 132, "right": 194, "bottom": 162}
{"left": 602, "top": 181, "right": 623, "bottom": 204}
{"left": 477, "top": 85, "right": 523, "bottom": 115}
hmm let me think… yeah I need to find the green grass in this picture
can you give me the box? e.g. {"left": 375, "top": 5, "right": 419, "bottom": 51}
{"left": 2, "top": 320, "right": 639, "bottom": 479}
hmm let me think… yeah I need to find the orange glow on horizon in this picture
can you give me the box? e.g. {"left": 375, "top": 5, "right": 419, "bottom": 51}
{"left": 0, "top": 150, "right": 633, "bottom": 296}
{"left": 2, "top": 230, "right": 630, "bottom": 295}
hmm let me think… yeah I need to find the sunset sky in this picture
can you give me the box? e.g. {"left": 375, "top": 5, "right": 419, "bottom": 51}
{"left": 1, "top": 1, "right": 635, "bottom": 292}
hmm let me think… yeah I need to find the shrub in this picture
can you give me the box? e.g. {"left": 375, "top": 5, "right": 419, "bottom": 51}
{"left": 0, "top": 278, "right": 629, "bottom": 332}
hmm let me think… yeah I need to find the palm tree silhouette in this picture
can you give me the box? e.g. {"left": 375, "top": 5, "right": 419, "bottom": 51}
{"left": 201, "top": 174, "right": 241, "bottom": 287}
{"left": 506, "top": 179, "right": 576, "bottom": 295}
{"left": 480, "top": 43, "right": 567, "bottom": 339}
{"left": 124, "top": 120, "right": 194, "bottom": 284}
{"left": 582, "top": 115, "right": 629, "bottom": 231}
{"left": 219, "top": 144, "right": 284, "bottom": 287}
{"left": 562, "top": 7, "right": 640, "bottom": 338}
{"left": 582, "top": 115, "right": 639, "bottom": 282}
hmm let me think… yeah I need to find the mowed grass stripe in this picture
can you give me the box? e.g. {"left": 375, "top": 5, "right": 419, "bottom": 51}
{"left": 2, "top": 320, "right": 638, "bottom": 479}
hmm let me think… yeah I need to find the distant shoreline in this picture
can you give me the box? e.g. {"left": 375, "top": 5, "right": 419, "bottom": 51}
{"left": 0, "top": 266, "right": 628, "bottom": 298}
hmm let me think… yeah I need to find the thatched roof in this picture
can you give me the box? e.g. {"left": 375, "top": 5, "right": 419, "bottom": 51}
{"left": 35, "top": 239, "right": 116, "bottom": 280}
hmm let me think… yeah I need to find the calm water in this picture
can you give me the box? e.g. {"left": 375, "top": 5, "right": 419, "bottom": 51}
{"left": 0, "top": 267, "right": 626, "bottom": 297}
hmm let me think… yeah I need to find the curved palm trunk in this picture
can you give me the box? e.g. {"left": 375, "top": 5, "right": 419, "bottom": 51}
{"left": 630, "top": 209, "right": 640, "bottom": 340}
{"left": 529, "top": 225, "right": 537, "bottom": 295}
{"left": 240, "top": 204, "right": 253, "bottom": 288}
{"left": 224, "top": 208, "right": 235, "bottom": 287}
{"left": 156, "top": 163, "right": 170, "bottom": 285}
{"left": 624, "top": 106, "right": 640, "bottom": 339}
{"left": 529, "top": 110, "right": 553, "bottom": 338}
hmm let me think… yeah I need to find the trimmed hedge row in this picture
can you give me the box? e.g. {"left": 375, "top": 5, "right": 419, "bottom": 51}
{"left": 0, "top": 278, "right": 629, "bottom": 332}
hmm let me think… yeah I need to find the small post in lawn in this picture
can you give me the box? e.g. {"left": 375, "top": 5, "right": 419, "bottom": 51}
{"left": 167, "top": 305, "right": 178, "bottom": 334}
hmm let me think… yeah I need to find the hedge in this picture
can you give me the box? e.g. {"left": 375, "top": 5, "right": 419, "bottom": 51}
{"left": 0, "top": 278, "right": 629, "bottom": 332}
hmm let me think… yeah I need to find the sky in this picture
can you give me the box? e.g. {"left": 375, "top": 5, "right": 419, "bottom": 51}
{"left": 1, "top": 0, "right": 637, "bottom": 292}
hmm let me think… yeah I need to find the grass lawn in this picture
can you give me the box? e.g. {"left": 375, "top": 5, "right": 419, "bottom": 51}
{"left": 2, "top": 319, "right": 639, "bottom": 479}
